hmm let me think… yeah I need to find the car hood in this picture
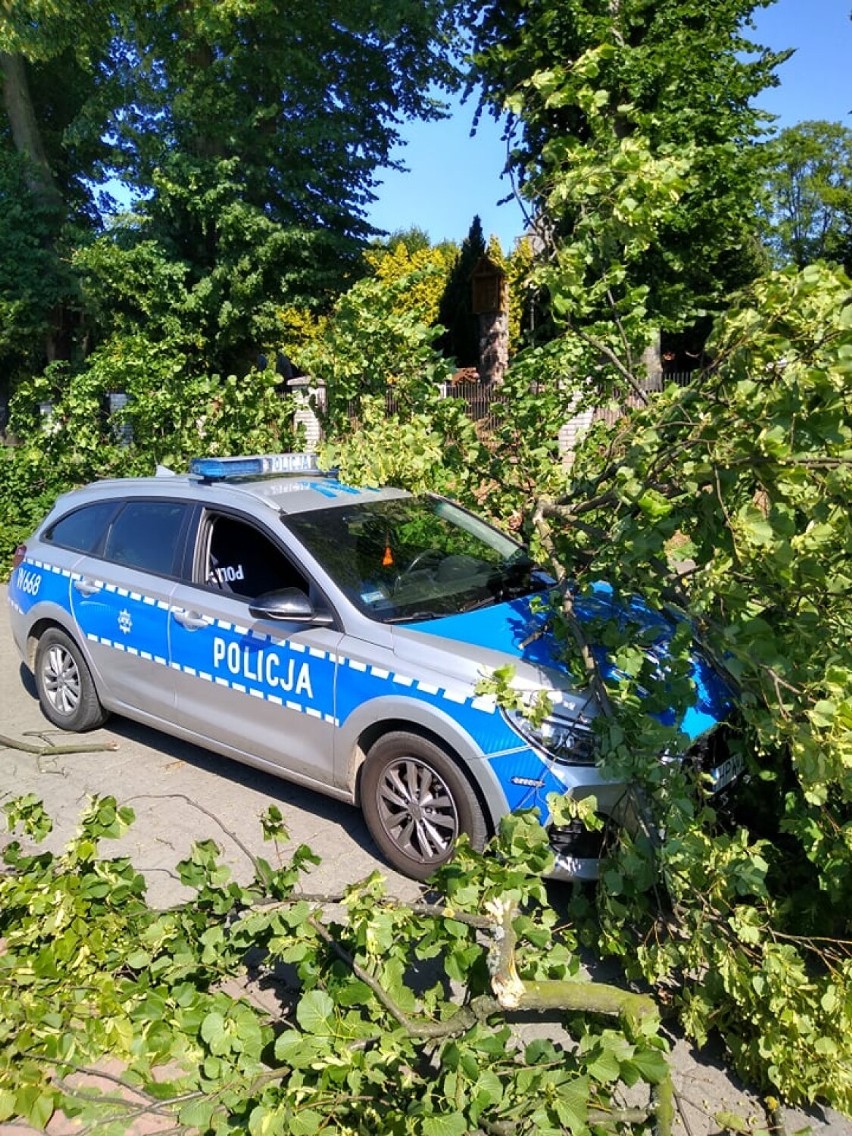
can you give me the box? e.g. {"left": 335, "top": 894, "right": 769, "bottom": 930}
{"left": 393, "top": 586, "right": 731, "bottom": 740}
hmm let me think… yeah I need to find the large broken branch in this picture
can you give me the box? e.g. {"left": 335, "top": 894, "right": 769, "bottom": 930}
{"left": 0, "top": 733, "right": 119, "bottom": 756}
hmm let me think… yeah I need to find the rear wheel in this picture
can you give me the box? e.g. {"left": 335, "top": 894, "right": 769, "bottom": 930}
{"left": 34, "top": 628, "right": 108, "bottom": 732}
{"left": 361, "top": 731, "right": 487, "bottom": 880}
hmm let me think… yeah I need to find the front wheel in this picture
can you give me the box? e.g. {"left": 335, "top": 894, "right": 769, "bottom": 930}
{"left": 360, "top": 732, "right": 487, "bottom": 880}
{"left": 34, "top": 628, "right": 109, "bottom": 732}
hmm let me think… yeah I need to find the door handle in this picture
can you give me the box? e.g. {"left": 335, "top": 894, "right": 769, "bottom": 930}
{"left": 172, "top": 609, "right": 211, "bottom": 631}
{"left": 73, "top": 577, "right": 102, "bottom": 596}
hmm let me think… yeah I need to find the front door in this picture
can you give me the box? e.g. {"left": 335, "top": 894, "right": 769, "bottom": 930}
{"left": 168, "top": 511, "right": 342, "bottom": 789}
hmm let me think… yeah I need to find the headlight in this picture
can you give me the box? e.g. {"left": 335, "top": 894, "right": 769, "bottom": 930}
{"left": 503, "top": 707, "right": 597, "bottom": 766}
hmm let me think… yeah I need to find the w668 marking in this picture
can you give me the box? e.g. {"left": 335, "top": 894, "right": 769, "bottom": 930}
{"left": 16, "top": 567, "right": 42, "bottom": 596}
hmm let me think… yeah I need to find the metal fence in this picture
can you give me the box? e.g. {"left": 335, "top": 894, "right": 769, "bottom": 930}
{"left": 437, "top": 380, "right": 505, "bottom": 432}
{"left": 346, "top": 381, "right": 506, "bottom": 434}
{"left": 342, "top": 368, "right": 703, "bottom": 461}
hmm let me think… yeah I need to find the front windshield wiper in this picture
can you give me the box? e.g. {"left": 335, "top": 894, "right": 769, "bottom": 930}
{"left": 382, "top": 610, "right": 444, "bottom": 625}
{"left": 459, "top": 594, "right": 500, "bottom": 613}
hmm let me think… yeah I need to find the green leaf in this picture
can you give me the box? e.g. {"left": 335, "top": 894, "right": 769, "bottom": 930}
{"left": 179, "top": 1098, "right": 216, "bottom": 1129}
{"left": 627, "top": 1048, "right": 669, "bottom": 1084}
{"left": 422, "top": 1112, "right": 469, "bottom": 1136}
{"left": 15, "top": 1086, "right": 54, "bottom": 1130}
{"left": 295, "top": 990, "right": 336, "bottom": 1035}
{"left": 552, "top": 1075, "right": 590, "bottom": 1133}
{"left": 289, "top": 1108, "right": 324, "bottom": 1135}
{"left": 637, "top": 488, "right": 673, "bottom": 518}
{"left": 0, "top": 1089, "right": 17, "bottom": 1121}
{"left": 200, "top": 1011, "right": 227, "bottom": 1051}
{"left": 715, "top": 1111, "right": 754, "bottom": 1134}
{"left": 584, "top": 1044, "right": 621, "bottom": 1083}
{"left": 125, "top": 948, "right": 151, "bottom": 969}
{"left": 810, "top": 700, "right": 836, "bottom": 728}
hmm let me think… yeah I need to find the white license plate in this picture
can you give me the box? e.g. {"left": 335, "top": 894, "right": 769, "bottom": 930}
{"left": 709, "top": 751, "right": 745, "bottom": 792}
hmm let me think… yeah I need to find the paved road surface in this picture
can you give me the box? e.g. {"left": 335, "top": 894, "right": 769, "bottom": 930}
{"left": 1, "top": 583, "right": 850, "bottom": 1136}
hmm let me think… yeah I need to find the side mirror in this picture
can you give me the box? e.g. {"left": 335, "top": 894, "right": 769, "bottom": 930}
{"left": 249, "top": 588, "right": 334, "bottom": 626}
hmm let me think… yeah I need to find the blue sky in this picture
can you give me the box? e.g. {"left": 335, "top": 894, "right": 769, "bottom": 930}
{"left": 366, "top": 0, "right": 852, "bottom": 250}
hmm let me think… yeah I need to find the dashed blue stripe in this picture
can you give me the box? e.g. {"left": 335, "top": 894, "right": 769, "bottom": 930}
{"left": 15, "top": 558, "right": 492, "bottom": 721}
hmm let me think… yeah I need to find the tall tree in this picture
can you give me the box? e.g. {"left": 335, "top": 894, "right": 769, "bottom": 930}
{"left": 0, "top": 0, "right": 119, "bottom": 216}
{"left": 0, "top": 0, "right": 128, "bottom": 385}
{"left": 465, "top": 0, "right": 787, "bottom": 340}
{"left": 103, "top": 0, "right": 462, "bottom": 370}
{"left": 437, "top": 214, "right": 486, "bottom": 366}
{"left": 0, "top": 52, "right": 61, "bottom": 213}
{"left": 1, "top": 0, "right": 463, "bottom": 384}
{"left": 760, "top": 119, "right": 852, "bottom": 271}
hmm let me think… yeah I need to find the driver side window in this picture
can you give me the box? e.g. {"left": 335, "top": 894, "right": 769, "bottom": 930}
{"left": 204, "top": 514, "right": 309, "bottom": 600}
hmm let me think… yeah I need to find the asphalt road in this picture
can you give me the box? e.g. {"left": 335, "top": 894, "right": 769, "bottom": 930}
{"left": 2, "top": 582, "right": 850, "bottom": 1136}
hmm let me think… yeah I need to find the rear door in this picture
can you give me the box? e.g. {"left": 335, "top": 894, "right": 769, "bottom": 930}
{"left": 167, "top": 509, "right": 343, "bottom": 789}
{"left": 69, "top": 498, "right": 190, "bottom": 716}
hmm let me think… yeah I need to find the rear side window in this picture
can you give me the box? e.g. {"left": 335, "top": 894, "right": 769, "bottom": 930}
{"left": 104, "top": 500, "right": 188, "bottom": 576}
{"left": 46, "top": 501, "right": 118, "bottom": 554}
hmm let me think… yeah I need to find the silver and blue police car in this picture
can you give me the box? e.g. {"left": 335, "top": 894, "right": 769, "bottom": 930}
{"left": 7, "top": 453, "right": 740, "bottom": 880}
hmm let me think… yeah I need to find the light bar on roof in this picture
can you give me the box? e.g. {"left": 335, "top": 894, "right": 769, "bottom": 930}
{"left": 189, "top": 453, "right": 322, "bottom": 480}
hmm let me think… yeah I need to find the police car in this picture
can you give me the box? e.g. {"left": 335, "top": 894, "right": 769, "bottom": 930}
{"left": 7, "top": 453, "right": 738, "bottom": 881}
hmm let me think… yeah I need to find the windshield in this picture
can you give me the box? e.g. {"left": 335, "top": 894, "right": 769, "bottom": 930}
{"left": 283, "top": 495, "right": 548, "bottom": 623}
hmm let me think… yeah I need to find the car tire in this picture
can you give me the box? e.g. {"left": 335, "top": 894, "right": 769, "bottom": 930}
{"left": 361, "top": 731, "right": 487, "bottom": 880}
{"left": 34, "top": 628, "right": 109, "bottom": 732}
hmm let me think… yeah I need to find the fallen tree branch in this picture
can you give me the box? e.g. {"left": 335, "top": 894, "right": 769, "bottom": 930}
{"left": 308, "top": 913, "right": 478, "bottom": 1039}
{"left": 0, "top": 732, "right": 119, "bottom": 756}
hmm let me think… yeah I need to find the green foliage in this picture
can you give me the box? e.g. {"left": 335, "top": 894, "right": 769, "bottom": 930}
{"left": 370, "top": 226, "right": 436, "bottom": 255}
{"left": 466, "top": 0, "right": 785, "bottom": 344}
{"left": 0, "top": 444, "right": 78, "bottom": 571}
{"left": 566, "top": 264, "right": 852, "bottom": 805}
{"left": 293, "top": 255, "right": 457, "bottom": 428}
{"left": 115, "top": 0, "right": 462, "bottom": 331}
{"left": 364, "top": 239, "right": 458, "bottom": 329}
{"left": 505, "top": 235, "right": 537, "bottom": 348}
{"left": 321, "top": 394, "right": 483, "bottom": 497}
{"left": 1, "top": 0, "right": 464, "bottom": 405}
{"left": 0, "top": 800, "right": 673, "bottom": 1134}
{"left": 447, "top": 31, "right": 852, "bottom": 1111}
{"left": 760, "top": 120, "right": 852, "bottom": 272}
{"left": 0, "top": 0, "right": 118, "bottom": 63}
{"left": 0, "top": 350, "right": 299, "bottom": 572}
{"left": 0, "top": 154, "right": 74, "bottom": 377}
{"left": 535, "top": 262, "right": 852, "bottom": 1111}
{"left": 71, "top": 197, "right": 346, "bottom": 383}
{"left": 1, "top": 0, "right": 850, "bottom": 1117}
{"left": 314, "top": 217, "right": 852, "bottom": 1117}
{"left": 475, "top": 663, "right": 554, "bottom": 728}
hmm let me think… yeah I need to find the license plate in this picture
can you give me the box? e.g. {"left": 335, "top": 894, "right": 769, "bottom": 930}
{"left": 708, "top": 751, "right": 745, "bottom": 793}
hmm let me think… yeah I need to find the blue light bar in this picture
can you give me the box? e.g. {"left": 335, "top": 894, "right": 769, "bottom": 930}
{"left": 189, "top": 453, "right": 322, "bottom": 480}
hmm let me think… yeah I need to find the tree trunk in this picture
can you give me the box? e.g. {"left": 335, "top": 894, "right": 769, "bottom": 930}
{"left": 0, "top": 51, "right": 63, "bottom": 215}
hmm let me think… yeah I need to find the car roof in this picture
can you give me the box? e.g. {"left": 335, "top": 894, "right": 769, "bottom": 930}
{"left": 48, "top": 468, "right": 410, "bottom": 519}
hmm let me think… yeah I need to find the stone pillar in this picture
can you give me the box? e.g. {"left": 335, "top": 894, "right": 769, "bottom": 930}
{"left": 478, "top": 310, "right": 509, "bottom": 387}
{"left": 471, "top": 255, "right": 509, "bottom": 386}
{"left": 287, "top": 376, "right": 325, "bottom": 451}
{"left": 640, "top": 335, "right": 663, "bottom": 393}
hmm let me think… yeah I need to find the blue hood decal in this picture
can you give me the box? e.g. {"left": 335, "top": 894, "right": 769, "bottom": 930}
{"left": 409, "top": 595, "right": 561, "bottom": 669}
{"left": 407, "top": 586, "right": 731, "bottom": 741}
